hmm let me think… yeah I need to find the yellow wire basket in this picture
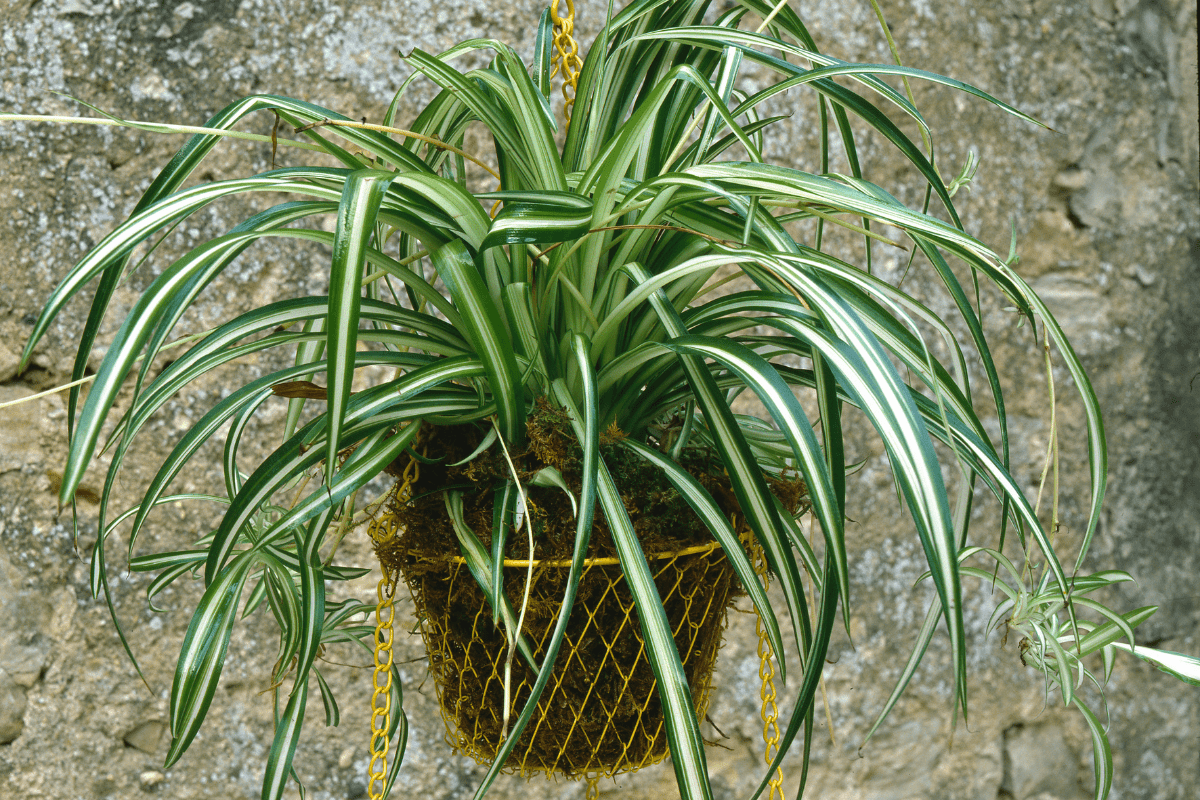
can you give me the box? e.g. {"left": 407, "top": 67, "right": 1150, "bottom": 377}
{"left": 389, "top": 527, "right": 742, "bottom": 778}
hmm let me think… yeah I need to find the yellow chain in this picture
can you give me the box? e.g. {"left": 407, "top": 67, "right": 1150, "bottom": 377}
{"left": 368, "top": 574, "right": 397, "bottom": 799}
{"left": 368, "top": 443, "right": 422, "bottom": 800}
{"left": 549, "top": 0, "right": 583, "bottom": 123}
{"left": 585, "top": 774, "right": 600, "bottom": 800}
{"left": 750, "top": 533, "right": 784, "bottom": 800}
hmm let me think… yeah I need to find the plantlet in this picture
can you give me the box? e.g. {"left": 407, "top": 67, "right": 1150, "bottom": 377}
{"left": 6, "top": 1, "right": 1197, "bottom": 798}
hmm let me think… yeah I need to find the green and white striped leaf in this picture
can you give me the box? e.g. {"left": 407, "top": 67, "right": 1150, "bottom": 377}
{"left": 204, "top": 358, "right": 484, "bottom": 581}
{"left": 325, "top": 169, "right": 395, "bottom": 482}
{"left": 166, "top": 550, "right": 255, "bottom": 767}
{"left": 662, "top": 335, "right": 851, "bottom": 625}
{"left": 1073, "top": 697, "right": 1113, "bottom": 800}
{"left": 1110, "top": 643, "right": 1200, "bottom": 686}
{"left": 481, "top": 191, "right": 593, "bottom": 249}
{"left": 260, "top": 508, "right": 332, "bottom": 800}
{"left": 595, "top": 461, "right": 712, "bottom": 800}
{"left": 431, "top": 241, "right": 525, "bottom": 443}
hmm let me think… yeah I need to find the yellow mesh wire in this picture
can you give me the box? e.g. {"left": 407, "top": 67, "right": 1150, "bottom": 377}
{"left": 395, "top": 534, "right": 740, "bottom": 777}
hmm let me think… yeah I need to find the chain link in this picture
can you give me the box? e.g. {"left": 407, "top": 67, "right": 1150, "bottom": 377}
{"left": 549, "top": 0, "right": 583, "bottom": 123}
{"left": 368, "top": 574, "right": 397, "bottom": 799}
{"left": 750, "top": 534, "right": 784, "bottom": 800}
{"left": 368, "top": 438, "right": 422, "bottom": 800}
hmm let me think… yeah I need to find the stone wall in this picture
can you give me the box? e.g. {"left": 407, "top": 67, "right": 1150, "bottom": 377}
{"left": 0, "top": 1, "right": 1195, "bottom": 798}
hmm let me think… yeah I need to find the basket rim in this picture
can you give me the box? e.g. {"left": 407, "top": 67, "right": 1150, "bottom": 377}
{"left": 419, "top": 539, "right": 727, "bottom": 569}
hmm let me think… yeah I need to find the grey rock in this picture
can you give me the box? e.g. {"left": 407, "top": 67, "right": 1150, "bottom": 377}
{"left": 0, "top": 548, "right": 53, "bottom": 686}
{"left": 122, "top": 720, "right": 166, "bottom": 755}
{"left": 0, "top": 388, "right": 43, "bottom": 474}
{"left": 0, "top": 341, "right": 19, "bottom": 384}
{"left": 0, "top": 0, "right": 1196, "bottom": 799}
{"left": 1051, "top": 167, "right": 1090, "bottom": 192}
{"left": 0, "top": 674, "right": 27, "bottom": 744}
{"left": 1001, "top": 723, "right": 1086, "bottom": 800}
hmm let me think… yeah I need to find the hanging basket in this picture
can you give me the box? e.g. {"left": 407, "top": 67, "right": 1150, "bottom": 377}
{"left": 393, "top": 532, "right": 741, "bottom": 777}
{"left": 367, "top": 415, "right": 804, "bottom": 779}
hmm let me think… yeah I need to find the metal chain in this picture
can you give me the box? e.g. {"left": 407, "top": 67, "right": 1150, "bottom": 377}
{"left": 368, "top": 443, "right": 422, "bottom": 800}
{"left": 750, "top": 535, "right": 785, "bottom": 800}
{"left": 549, "top": 0, "right": 583, "bottom": 122}
{"left": 368, "top": 574, "right": 397, "bottom": 799}
{"left": 585, "top": 774, "right": 600, "bottom": 800}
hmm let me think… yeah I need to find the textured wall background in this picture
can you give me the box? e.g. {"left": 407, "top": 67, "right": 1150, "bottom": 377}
{"left": 0, "top": 1, "right": 1196, "bottom": 798}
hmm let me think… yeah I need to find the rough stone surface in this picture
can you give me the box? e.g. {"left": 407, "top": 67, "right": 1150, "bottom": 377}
{"left": 0, "top": 1, "right": 1196, "bottom": 799}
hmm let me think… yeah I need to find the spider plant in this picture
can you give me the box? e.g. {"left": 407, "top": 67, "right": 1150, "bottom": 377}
{"left": 12, "top": 0, "right": 1197, "bottom": 798}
